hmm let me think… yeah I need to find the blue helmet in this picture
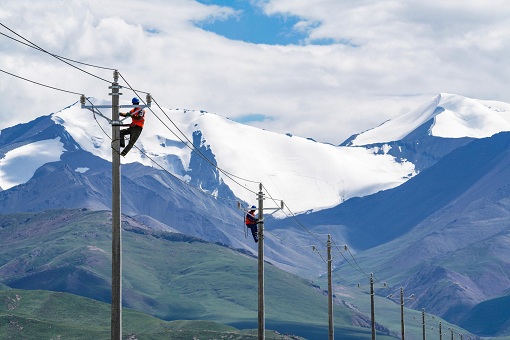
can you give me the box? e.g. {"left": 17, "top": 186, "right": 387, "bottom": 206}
{"left": 251, "top": 205, "right": 256, "bottom": 209}
{"left": 132, "top": 97, "right": 140, "bottom": 105}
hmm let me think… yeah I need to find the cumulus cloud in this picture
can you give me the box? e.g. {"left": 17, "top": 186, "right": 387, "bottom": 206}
{"left": 0, "top": 0, "right": 509, "bottom": 144}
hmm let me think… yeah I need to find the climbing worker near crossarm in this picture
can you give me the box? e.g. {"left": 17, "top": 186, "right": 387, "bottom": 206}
{"left": 245, "top": 206, "right": 259, "bottom": 243}
{"left": 119, "top": 97, "right": 145, "bottom": 156}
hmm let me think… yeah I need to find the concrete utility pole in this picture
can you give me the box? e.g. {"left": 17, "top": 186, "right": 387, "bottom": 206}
{"left": 257, "top": 183, "right": 265, "bottom": 340}
{"left": 110, "top": 70, "right": 122, "bottom": 340}
{"left": 439, "top": 322, "right": 442, "bottom": 340}
{"left": 327, "top": 234, "right": 334, "bottom": 340}
{"left": 370, "top": 273, "right": 376, "bottom": 340}
{"left": 80, "top": 72, "right": 150, "bottom": 340}
{"left": 422, "top": 309, "right": 426, "bottom": 340}
{"left": 400, "top": 287, "right": 405, "bottom": 340}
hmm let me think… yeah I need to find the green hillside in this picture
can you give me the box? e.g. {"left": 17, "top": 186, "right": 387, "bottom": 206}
{"left": 0, "top": 288, "right": 301, "bottom": 339}
{"left": 0, "top": 209, "right": 381, "bottom": 339}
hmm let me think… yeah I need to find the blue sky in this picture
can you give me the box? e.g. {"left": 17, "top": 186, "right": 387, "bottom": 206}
{"left": 195, "top": 0, "right": 308, "bottom": 45}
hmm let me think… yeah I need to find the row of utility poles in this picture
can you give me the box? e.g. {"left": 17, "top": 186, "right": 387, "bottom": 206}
{"left": 365, "top": 280, "right": 466, "bottom": 340}
{"left": 323, "top": 243, "right": 468, "bottom": 340}
{"left": 83, "top": 71, "right": 467, "bottom": 340}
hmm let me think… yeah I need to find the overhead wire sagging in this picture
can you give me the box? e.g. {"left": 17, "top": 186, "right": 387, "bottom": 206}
{"left": 1, "top": 21, "right": 390, "bottom": 292}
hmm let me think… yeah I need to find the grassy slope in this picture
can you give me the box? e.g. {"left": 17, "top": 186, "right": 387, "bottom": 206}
{"left": 0, "top": 209, "right": 378, "bottom": 339}
{"left": 0, "top": 288, "right": 298, "bottom": 339}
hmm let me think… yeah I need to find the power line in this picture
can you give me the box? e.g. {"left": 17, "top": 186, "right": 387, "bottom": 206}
{"left": 0, "top": 33, "right": 389, "bottom": 293}
{"left": 0, "top": 31, "right": 116, "bottom": 71}
{"left": 264, "top": 186, "right": 326, "bottom": 244}
{"left": 116, "top": 71, "right": 261, "bottom": 195}
{"left": 313, "top": 246, "right": 354, "bottom": 285}
{"left": 0, "top": 68, "right": 82, "bottom": 96}
{"left": 84, "top": 75, "right": 385, "bottom": 291}
{"left": 91, "top": 103, "right": 336, "bottom": 273}
{"left": 0, "top": 22, "right": 112, "bottom": 84}
{"left": 331, "top": 239, "right": 371, "bottom": 281}
{"left": 1, "top": 22, "right": 437, "bottom": 331}
{"left": 87, "top": 104, "right": 239, "bottom": 203}
{"left": 1, "top": 22, "right": 260, "bottom": 201}
{"left": 263, "top": 182, "right": 386, "bottom": 289}
{"left": 151, "top": 98, "right": 261, "bottom": 188}
{"left": 261, "top": 183, "right": 383, "bottom": 286}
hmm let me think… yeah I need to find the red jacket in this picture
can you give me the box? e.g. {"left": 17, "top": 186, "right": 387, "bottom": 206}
{"left": 245, "top": 211, "right": 257, "bottom": 225}
{"left": 127, "top": 107, "right": 145, "bottom": 128}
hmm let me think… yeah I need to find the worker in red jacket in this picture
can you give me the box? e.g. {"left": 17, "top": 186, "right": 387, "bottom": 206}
{"left": 245, "top": 206, "right": 259, "bottom": 243}
{"left": 119, "top": 97, "right": 145, "bottom": 156}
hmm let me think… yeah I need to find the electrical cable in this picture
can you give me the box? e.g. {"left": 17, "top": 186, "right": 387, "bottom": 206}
{"left": 0, "top": 22, "right": 112, "bottom": 84}
{"left": 117, "top": 72, "right": 256, "bottom": 184}
{"left": 0, "top": 31, "right": 116, "bottom": 71}
{"left": 116, "top": 71, "right": 261, "bottom": 195}
{"left": 261, "top": 182, "right": 387, "bottom": 287}
{"left": 262, "top": 181, "right": 389, "bottom": 290}
{"left": 0, "top": 32, "right": 392, "bottom": 293}
{"left": 0, "top": 68, "right": 83, "bottom": 96}
{"left": 345, "top": 243, "right": 386, "bottom": 288}
{"left": 260, "top": 183, "right": 372, "bottom": 287}
{"left": 88, "top": 107, "right": 240, "bottom": 203}
{"left": 263, "top": 185, "right": 325, "bottom": 244}
{"left": 1, "top": 22, "right": 431, "bottom": 315}
{"left": 313, "top": 247, "right": 354, "bottom": 285}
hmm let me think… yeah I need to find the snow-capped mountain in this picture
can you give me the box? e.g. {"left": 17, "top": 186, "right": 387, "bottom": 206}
{"left": 342, "top": 93, "right": 510, "bottom": 173}
{"left": 347, "top": 93, "right": 510, "bottom": 146}
{"left": 5, "top": 93, "right": 508, "bottom": 217}
{"left": 2, "top": 98, "right": 416, "bottom": 215}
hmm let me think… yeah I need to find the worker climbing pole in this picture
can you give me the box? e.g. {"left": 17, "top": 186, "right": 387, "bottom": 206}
{"left": 257, "top": 183, "right": 265, "bottom": 340}
{"left": 80, "top": 70, "right": 150, "bottom": 340}
{"left": 242, "top": 183, "right": 283, "bottom": 340}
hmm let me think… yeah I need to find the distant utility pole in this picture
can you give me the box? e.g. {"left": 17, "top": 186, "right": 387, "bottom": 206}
{"left": 370, "top": 273, "right": 376, "bottom": 340}
{"left": 400, "top": 287, "right": 405, "bottom": 340}
{"left": 422, "top": 309, "right": 426, "bottom": 340}
{"left": 257, "top": 183, "right": 265, "bottom": 340}
{"left": 81, "top": 70, "right": 150, "bottom": 340}
{"left": 439, "top": 322, "right": 442, "bottom": 340}
{"left": 327, "top": 234, "right": 334, "bottom": 340}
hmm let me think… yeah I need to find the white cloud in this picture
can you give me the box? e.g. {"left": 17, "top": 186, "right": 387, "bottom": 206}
{"left": 0, "top": 0, "right": 509, "bottom": 144}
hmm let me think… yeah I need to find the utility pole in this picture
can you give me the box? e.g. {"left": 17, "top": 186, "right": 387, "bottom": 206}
{"left": 370, "top": 273, "right": 376, "bottom": 340}
{"left": 327, "top": 234, "right": 334, "bottom": 340}
{"left": 257, "top": 183, "right": 265, "bottom": 340}
{"left": 110, "top": 70, "right": 122, "bottom": 340}
{"left": 439, "top": 322, "right": 442, "bottom": 340}
{"left": 81, "top": 72, "right": 150, "bottom": 340}
{"left": 422, "top": 309, "right": 426, "bottom": 340}
{"left": 400, "top": 287, "right": 405, "bottom": 340}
